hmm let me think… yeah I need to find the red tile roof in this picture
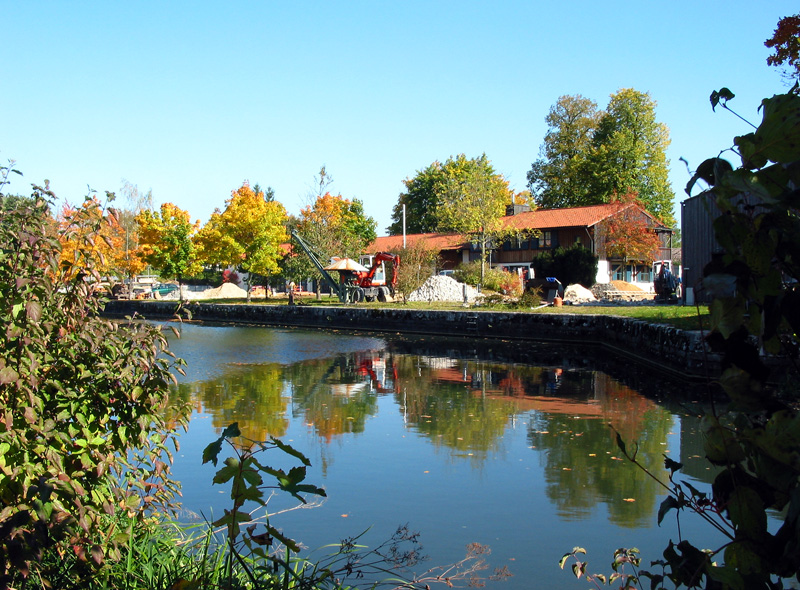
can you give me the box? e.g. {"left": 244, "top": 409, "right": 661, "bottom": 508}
{"left": 369, "top": 232, "right": 468, "bottom": 253}
{"left": 501, "top": 202, "right": 664, "bottom": 231}
{"left": 368, "top": 203, "right": 667, "bottom": 253}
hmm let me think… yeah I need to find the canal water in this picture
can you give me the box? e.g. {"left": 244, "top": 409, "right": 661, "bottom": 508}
{"left": 163, "top": 322, "right": 722, "bottom": 590}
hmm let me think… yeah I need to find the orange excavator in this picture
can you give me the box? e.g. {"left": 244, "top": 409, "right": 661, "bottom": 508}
{"left": 355, "top": 252, "right": 400, "bottom": 301}
{"left": 291, "top": 230, "right": 400, "bottom": 303}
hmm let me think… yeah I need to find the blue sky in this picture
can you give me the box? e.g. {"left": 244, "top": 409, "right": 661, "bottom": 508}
{"left": 2, "top": 2, "right": 795, "bottom": 234}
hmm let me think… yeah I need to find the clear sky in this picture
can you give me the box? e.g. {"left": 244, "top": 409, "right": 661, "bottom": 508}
{"left": 2, "top": 2, "right": 795, "bottom": 234}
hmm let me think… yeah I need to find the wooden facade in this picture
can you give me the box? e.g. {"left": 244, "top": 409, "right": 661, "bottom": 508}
{"left": 370, "top": 203, "right": 673, "bottom": 286}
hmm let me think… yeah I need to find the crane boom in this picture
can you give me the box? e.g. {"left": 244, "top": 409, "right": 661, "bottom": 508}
{"left": 289, "top": 230, "right": 346, "bottom": 301}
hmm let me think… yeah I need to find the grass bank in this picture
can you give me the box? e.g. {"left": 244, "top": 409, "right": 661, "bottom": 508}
{"left": 176, "top": 294, "right": 709, "bottom": 332}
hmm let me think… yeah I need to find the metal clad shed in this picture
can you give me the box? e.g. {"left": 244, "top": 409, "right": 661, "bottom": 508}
{"left": 681, "top": 190, "right": 723, "bottom": 304}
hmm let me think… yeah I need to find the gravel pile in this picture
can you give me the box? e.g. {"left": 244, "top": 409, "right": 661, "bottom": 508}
{"left": 564, "top": 284, "right": 596, "bottom": 303}
{"left": 408, "top": 275, "right": 483, "bottom": 303}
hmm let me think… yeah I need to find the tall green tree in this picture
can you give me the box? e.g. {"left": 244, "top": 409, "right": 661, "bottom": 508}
{"left": 526, "top": 94, "right": 601, "bottom": 209}
{"left": 388, "top": 161, "right": 446, "bottom": 235}
{"left": 436, "top": 154, "right": 514, "bottom": 284}
{"left": 135, "top": 203, "right": 202, "bottom": 300}
{"left": 389, "top": 154, "right": 513, "bottom": 237}
{"left": 195, "top": 182, "right": 288, "bottom": 302}
{"left": 527, "top": 90, "right": 675, "bottom": 226}
{"left": 588, "top": 88, "right": 675, "bottom": 226}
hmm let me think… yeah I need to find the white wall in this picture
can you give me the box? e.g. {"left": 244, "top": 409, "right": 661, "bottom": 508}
{"left": 596, "top": 260, "right": 611, "bottom": 284}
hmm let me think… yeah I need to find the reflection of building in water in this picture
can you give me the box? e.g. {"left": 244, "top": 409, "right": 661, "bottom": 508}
{"left": 329, "top": 382, "right": 369, "bottom": 397}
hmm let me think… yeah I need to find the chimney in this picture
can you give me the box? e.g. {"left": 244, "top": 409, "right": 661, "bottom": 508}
{"left": 505, "top": 203, "right": 531, "bottom": 216}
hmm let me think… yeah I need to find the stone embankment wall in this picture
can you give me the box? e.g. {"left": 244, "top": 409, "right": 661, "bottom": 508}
{"left": 103, "top": 300, "right": 718, "bottom": 381}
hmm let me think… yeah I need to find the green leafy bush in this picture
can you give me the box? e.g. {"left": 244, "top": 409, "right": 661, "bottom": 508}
{"left": 453, "top": 260, "right": 523, "bottom": 294}
{"left": 0, "top": 171, "right": 189, "bottom": 587}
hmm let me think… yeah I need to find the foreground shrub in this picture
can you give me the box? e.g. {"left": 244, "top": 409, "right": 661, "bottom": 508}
{"left": 0, "top": 172, "right": 188, "bottom": 588}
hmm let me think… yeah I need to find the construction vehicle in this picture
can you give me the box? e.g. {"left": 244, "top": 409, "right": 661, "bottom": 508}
{"left": 290, "top": 230, "right": 400, "bottom": 303}
{"left": 653, "top": 260, "right": 679, "bottom": 302}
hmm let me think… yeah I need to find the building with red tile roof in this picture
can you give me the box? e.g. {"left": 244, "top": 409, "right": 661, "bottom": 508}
{"left": 368, "top": 203, "right": 674, "bottom": 287}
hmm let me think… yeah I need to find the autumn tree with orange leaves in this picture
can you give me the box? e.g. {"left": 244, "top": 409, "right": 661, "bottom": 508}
{"left": 766, "top": 14, "right": 800, "bottom": 82}
{"left": 600, "top": 193, "right": 662, "bottom": 281}
{"left": 195, "top": 182, "right": 288, "bottom": 301}
{"left": 289, "top": 192, "right": 377, "bottom": 297}
{"left": 57, "top": 195, "right": 147, "bottom": 281}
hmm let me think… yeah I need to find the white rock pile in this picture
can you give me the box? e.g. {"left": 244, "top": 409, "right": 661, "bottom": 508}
{"left": 407, "top": 275, "right": 483, "bottom": 303}
{"left": 564, "top": 284, "right": 596, "bottom": 304}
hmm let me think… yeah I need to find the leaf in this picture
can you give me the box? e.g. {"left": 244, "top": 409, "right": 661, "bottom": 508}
{"left": 0, "top": 367, "right": 19, "bottom": 384}
{"left": 743, "top": 93, "right": 800, "bottom": 165}
{"left": 270, "top": 435, "right": 311, "bottom": 466}
{"left": 663, "top": 455, "right": 683, "bottom": 473}
{"left": 221, "top": 423, "right": 241, "bottom": 439}
{"left": 264, "top": 523, "right": 301, "bottom": 553}
{"left": 727, "top": 486, "right": 767, "bottom": 538}
{"left": 25, "top": 301, "right": 42, "bottom": 322}
{"left": 706, "top": 565, "right": 745, "bottom": 590}
{"left": 202, "top": 423, "right": 240, "bottom": 466}
{"left": 657, "top": 496, "right": 681, "bottom": 525}
{"left": 710, "top": 87, "right": 735, "bottom": 111}
{"left": 212, "top": 457, "right": 240, "bottom": 485}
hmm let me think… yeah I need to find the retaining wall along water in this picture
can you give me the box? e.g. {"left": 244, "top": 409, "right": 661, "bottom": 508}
{"left": 103, "top": 300, "right": 719, "bottom": 381}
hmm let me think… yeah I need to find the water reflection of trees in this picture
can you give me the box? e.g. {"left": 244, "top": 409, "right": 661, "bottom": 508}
{"left": 527, "top": 373, "right": 674, "bottom": 528}
{"left": 174, "top": 363, "right": 290, "bottom": 441}
{"left": 175, "top": 347, "right": 676, "bottom": 525}
{"left": 391, "top": 356, "right": 517, "bottom": 461}
{"left": 283, "top": 355, "right": 380, "bottom": 442}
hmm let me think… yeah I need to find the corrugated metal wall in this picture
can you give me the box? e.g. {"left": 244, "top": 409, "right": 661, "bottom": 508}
{"left": 681, "top": 191, "right": 722, "bottom": 303}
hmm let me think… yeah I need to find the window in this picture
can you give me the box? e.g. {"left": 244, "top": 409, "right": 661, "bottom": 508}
{"left": 503, "top": 235, "right": 530, "bottom": 251}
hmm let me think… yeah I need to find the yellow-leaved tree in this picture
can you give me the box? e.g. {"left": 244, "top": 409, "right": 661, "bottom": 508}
{"left": 195, "top": 182, "right": 288, "bottom": 302}
{"left": 136, "top": 203, "right": 202, "bottom": 301}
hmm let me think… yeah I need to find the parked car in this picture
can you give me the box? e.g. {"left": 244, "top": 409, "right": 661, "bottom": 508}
{"left": 151, "top": 283, "right": 179, "bottom": 296}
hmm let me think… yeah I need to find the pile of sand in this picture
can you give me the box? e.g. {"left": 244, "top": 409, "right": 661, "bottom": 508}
{"left": 610, "top": 280, "right": 643, "bottom": 291}
{"left": 591, "top": 280, "right": 653, "bottom": 302}
{"left": 202, "top": 282, "right": 248, "bottom": 299}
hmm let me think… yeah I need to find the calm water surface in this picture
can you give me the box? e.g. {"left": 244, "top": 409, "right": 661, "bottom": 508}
{"left": 164, "top": 322, "right": 721, "bottom": 590}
